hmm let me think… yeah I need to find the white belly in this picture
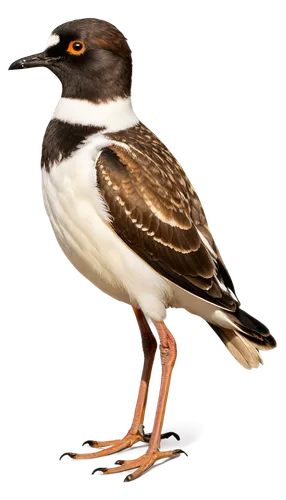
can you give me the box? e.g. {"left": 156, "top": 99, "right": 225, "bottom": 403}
{"left": 42, "top": 133, "right": 172, "bottom": 321}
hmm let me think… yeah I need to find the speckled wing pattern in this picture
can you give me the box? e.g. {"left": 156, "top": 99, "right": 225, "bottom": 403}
{"left": 97, "top": 122, "right": 238, "bottom": 310}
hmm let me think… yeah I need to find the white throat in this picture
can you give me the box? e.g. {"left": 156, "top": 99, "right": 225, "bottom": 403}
{"left": 52, "top": 96, "right": 139, "bottom": 133}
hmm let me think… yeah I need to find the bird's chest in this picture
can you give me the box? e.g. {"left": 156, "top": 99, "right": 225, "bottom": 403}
{"left": 41, "top": 132, "right": 123, "bottom": 293}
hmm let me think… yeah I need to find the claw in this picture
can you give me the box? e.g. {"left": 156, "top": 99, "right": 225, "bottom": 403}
{"left": 180, "top": 448, "right": 191, "bottom": 458}
{"left": 89, "top": 465, "right": 106, "bottom": 478}
{"left": 160, "top": 422, "right": 204, "bottom": 449}
{"left": 112, "top": 457, "right": 125, "bottom": 467}
{"left": 57, "top": 450, "right": 78, "bottom": 463}
{"left": 89, "top": 456, "right": 125, "bottom": 478}
{"left": 172, "top": 449, "right": 188, "bottom": 457}
{"left": 121, "top": 467, "right": 151, "bottom": 485}
{"left": 80, "top": 439, "right": 94, "bottom": 450}
{"left": 82, "top": 439, "right": 123, "bottom": 448}
{"left": 121, "top": 474, "right": 133, "bottom": 485}
{"left": 57, "top": 451, "right": 68, "bottom": 463}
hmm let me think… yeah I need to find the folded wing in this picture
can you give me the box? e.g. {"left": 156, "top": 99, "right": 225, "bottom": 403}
{"left": 96, "top": 124, "right": 238, "bottom": 311}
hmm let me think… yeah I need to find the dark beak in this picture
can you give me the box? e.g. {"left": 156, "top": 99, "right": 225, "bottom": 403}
{"left": 9, "top": 51, "right": 53, "bottom": 70}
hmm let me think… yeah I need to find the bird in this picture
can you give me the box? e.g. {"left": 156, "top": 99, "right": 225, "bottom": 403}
{"left": 9, "top": 18, "right": 276, "bottom": 482}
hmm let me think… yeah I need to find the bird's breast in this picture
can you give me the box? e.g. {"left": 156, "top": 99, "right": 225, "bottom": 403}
{"left": 41, "top": 131, "right": 173, "bottom": 320}
{"left": 42, "top": 133, "right": 129, "bottom": 300}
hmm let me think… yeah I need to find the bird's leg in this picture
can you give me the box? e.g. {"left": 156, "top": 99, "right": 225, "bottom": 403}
{"left": 125, "top": 306, "right": 158, "bottom": 437}
{"left": 144, "top": 321, "right": 178, "bottom": 452}
{"left": 60, "top": 307, "right": 157, "bottom": 461}
{"left": 92, "top": 321, "right": 187, "bottom": 481}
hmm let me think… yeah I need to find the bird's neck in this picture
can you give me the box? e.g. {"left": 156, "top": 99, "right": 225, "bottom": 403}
{"left": 52, "top": 96, "right": 138, "bottom": 131}
{"left": 41, "top": 97, "right": 139, "bottom": 172}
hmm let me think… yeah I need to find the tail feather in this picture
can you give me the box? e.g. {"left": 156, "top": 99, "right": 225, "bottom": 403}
{"left": 209, "top": 325, "right": 264, "bottom": 371}
{"left": 235, "top": 308, "right": 269, "bottom": 336}
{"left": 209, "top": 308, "right": 276, "bottom": 370}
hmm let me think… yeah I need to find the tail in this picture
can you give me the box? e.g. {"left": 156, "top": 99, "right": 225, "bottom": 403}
{"left": 209, "top": 308, "right": 277, "bottom": 370}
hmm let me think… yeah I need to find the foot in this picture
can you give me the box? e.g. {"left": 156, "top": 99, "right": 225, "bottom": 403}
{"left": 58, "top": 433, "right": 145, "bottom": 462}
{"left": 92, "top": 448, "right": 187, "bottom": 482}
{"left": 58, "top": 422, "right": 203, "bottom": 484}
{"left": 90, "top": 422, "right": 203, "bottom": 484}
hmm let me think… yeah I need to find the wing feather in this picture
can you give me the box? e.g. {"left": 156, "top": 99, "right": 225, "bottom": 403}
{"left": 96, "top": 123, "right": 238, "bottom": 310}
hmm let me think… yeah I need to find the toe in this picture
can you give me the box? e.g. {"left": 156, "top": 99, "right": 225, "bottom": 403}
{"left": 124, "top": 460, "right": 152, "bottom": 482}
{"left": 62, "top": 433, "right": 142, "bottom": 460}
{"left": 92, "top": 460, "right": 139, "bottom": 476}
{"left": 81, "top": 436, "right": 135, "bottom": 450}
{"left": 90, "top": 449, "right": 187, "bottom": 481}
{"left": 82, "top": 439, "right": 121, "bottom": 448}
{"left": 122, "top": 449, "right": 187, "bottom": 481}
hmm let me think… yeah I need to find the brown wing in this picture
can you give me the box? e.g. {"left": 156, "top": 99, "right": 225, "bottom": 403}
{"left": 96, "top": 122, "right": 238, "bottom": 311}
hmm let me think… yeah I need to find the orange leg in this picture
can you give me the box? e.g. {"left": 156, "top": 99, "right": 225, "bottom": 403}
{"left": 127, "top": 307, "right": 158, "bottom": 436}
{"left": 92, "top": 321, "right": 187, "bottom": 481}
{"left": 60, "top": 309, "right": 179, "bottom": 462}
{"left": 145, "top": 321, "right": 178, "bottom": 453}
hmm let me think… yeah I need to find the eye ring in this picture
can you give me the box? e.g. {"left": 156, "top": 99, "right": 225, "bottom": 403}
{"left": 67, "top": 40, "right": 86, "bottom": 55}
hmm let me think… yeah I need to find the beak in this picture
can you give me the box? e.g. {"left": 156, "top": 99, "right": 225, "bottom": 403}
{"left": 8, "top": 51, "right": 53, "bottom": 70}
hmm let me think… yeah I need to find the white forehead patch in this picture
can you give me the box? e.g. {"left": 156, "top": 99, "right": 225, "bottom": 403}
{"left": 45, "top": 34, "right": 60, "bottom": 49}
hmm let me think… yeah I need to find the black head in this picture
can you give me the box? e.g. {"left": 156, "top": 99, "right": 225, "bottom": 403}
{"left": 9, "top": 18, "right": 132, "bottom": 102}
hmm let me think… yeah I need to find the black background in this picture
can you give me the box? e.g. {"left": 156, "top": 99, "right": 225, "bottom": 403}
{"left": 1, "top": 15, "right": 284, "bottom": 488}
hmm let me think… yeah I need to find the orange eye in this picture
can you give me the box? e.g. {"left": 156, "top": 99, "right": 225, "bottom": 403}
{"left": 67, "top": 40, "right": 86, "bottom": 55}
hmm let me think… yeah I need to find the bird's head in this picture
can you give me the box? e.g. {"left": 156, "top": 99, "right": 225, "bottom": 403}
{"left": 9, "top": 18, "right": 132, "bottom": 103}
